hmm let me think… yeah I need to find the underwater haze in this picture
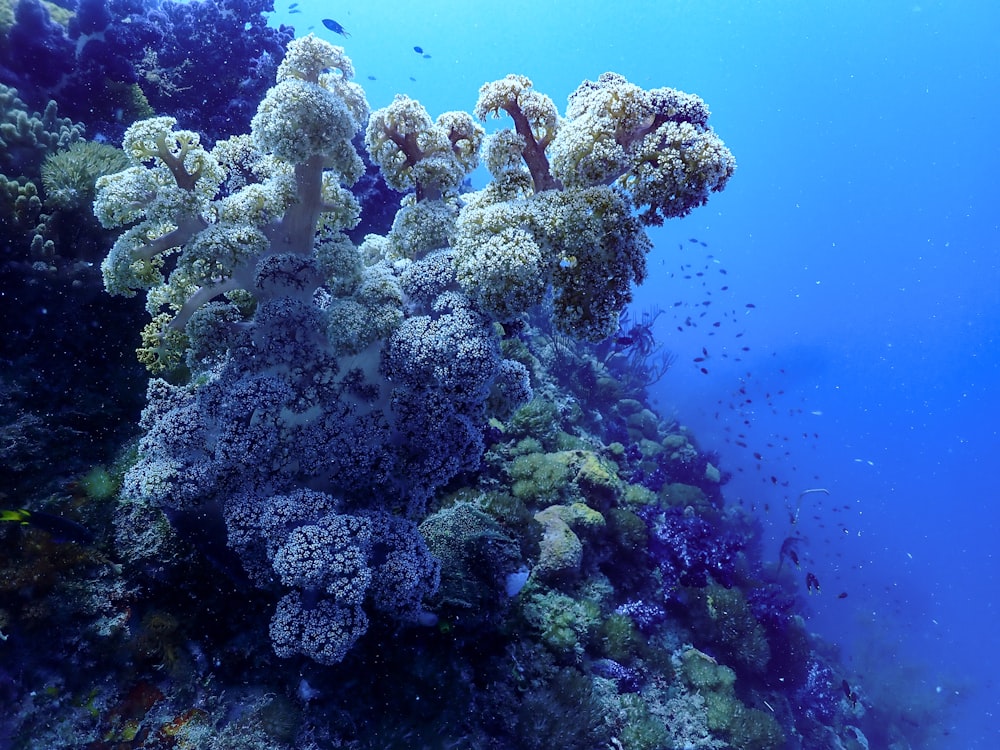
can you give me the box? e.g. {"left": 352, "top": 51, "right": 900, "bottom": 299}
{"left": 271, "top": 1, "right": 998, "bottom": 743}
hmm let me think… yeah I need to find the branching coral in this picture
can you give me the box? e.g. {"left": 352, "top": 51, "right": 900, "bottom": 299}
{"left": 96, "top": 36, "right": 366, "bottom": 370}
{"left": 475, "top": 74, "right": 561, "bottom": 193}
{"left": 365, "top": 95, "right": 484, "bottom": 202}
{"left": 444, "top": 70, "right": 732, "bottom": 339}
{"left": 0, "top": 83, "right": 83, "bottom": 174}
{"left": 550, "top": 72, "right": 735, "bottom": 224}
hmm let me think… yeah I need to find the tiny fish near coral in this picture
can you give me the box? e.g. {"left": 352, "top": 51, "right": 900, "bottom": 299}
{"left": 323, "top": 19, "right": 350, "bottom": 37}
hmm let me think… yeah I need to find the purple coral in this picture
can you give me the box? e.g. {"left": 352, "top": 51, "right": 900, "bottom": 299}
{"left": 795, "top": 660, "right": 840, "bottom": 724}
{"left": 270, "top": 592, "right": 369, "bottom": 665}
{"left": 271, "top": 514, "right": 374, "bottom": 604}
{"left": 367, "top": 513, "right": 441, "bottom": 621}
{"left": 226, "top": 489, "right": 439, "bottom": 663}
{"left": 615, "top": 599, "right": 667, "bottom": 635}
{"left": 383, "top": 292, "right": 501, "bottom": 401}
{"left": 399, "top": 248, "right": 459, "bottom": 309}
{"left": 641, "top": 505, "right": 745, "bottom": 591}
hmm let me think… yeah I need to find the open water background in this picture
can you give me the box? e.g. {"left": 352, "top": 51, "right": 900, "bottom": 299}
{"left": 268, "top": 2, "right": 1000, "bottom": 745}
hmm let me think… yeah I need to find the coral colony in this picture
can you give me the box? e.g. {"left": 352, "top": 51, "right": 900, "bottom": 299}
{"left": 95, "top": 34, "right": 734, "bottom": 665}
{"left": 0, "top": 20, "right": 895, "bottom": 748}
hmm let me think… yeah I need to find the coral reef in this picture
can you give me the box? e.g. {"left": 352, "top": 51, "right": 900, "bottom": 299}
{"left": 0, "top": 0, "right": 293, "bottom": 143}
{"left": 0, "top": 29, "right": 902, "bottom": 750}
{"left": 0, "top": 82, "right": 82, "bottom": 175}
{"left": 40, "top": 140, "right": 129, "bottom": 212}
{"left": 0, "top": 82, "right": 84, "bottom": 255}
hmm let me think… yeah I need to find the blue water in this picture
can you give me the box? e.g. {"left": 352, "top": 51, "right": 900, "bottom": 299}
{"left": 268, "top": 1, "right": 1000, "bottom": 745}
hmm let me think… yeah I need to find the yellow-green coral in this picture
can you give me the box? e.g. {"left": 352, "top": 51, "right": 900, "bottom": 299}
{"left": 688, "top": 583, "right": 771, "bottom": 675}
{"left": 532, "top": 503, "right": 605, "bottom": 581}
{"left": 105, "top": 81, "right": 156, "bottom": 125}
{"left": 0, "top": 84, "right": 84, "bottom": 175}
{"left": 453, "top": 215, "right": 547, "bottom": 318}
{"left": 548, "top": 72, "right": 735, "bottom": 225}
{"left": 0, "top": 174, "right": 42, "bottom": 228}
{"left": 97, "top": 35, "right": 374, "bottom": 370}
{"left": 452, "top": 184, "right": 651, "bottom": 340}
{"left": 41, "top": 141, "right": 130, "bottom": 211}
{"left": 660, "top": 480, "right": 707, "bottom": 507}
{"left": 509, "top": 449, "right": 625, "bottom": 516}
{"left": 679, "top": 647, "right": 783, "bottom": 750}
{"left": 521, "top": 587, "right": 601, "bottom": 657}
{"left": 509, "top": 451, "right": 574, "bottom": 505}
{"left": 326, "top": 262, "right": 404, "bottom": 355}
{"left": 137, "top": 313, "right": 189, "bottom": 375}
{"left": 76, "top": 465, "right": 119, "bottom": 502}
{"left": 572, "top": 450, "right": 621, "bottom": 506}
{"left": 365, "top": 95, "right": 483, "bottom": 200}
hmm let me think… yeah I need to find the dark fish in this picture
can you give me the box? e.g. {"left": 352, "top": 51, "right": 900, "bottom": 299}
{"left": 806, "top": 572, "right": 821, "bottom": 593}
{"left": 422, "top": 53, "right": 432, "bottom": 59}
{"left": 688, "top": 238, "right": 698, "bottom": 243}
{"left": 745, "top": 303, "right": 756, "bottom": 308}
{"left": 289, "top": 7, "right": 301, "bottom": 12}
{"left": 842, "top": 679, "right": 858, "bottom": 707}
{"left": 837, "top": 591, "right": 848, "bottom": 599}
{"left": 414, "top": 46, "right": 424, "bottom": 53}
{"left": 322, "top": 18, "right": 351, "bottom": 37}
{"left": 289, "top": 2, "right": 298, "bottom": 7}
{"left": 778, "top": 536, "right": 801, "bottom": 571}
{"left": 700, "top": 367, "right": 709, "bottom": 374}
{"left": 0, "top": 508, "right": 94, "bottom": 544}
{"left": 367, "top": 75, "right": 376, "bottom": 80}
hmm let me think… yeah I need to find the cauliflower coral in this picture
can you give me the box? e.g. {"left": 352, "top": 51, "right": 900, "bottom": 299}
{"left": 424, "top": 71, "right": 733, "bottom": 338}
{"left": 97, "top": 36, "right": 733, "bottom": 666}
{"left": 95, "top": 35, "right": 367, "bottom": 372}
